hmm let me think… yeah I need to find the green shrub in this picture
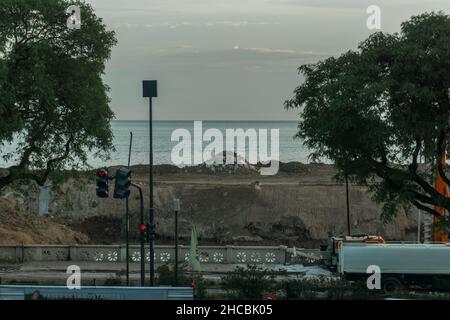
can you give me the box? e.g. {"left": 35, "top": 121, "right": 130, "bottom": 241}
{"left": 192, "top": 276, "right": 208, "bottom": 300}
{"left": 156, "top": 263, "right": 191, "bottom": 286}
{"left": 283, "top": 278, "right": 383, "bottom": 300}
{"left": 104, "top": 275, "right": 122, "bottom": 286}
{"left": 222, "top": 265, "right": 281, "bottom": 300}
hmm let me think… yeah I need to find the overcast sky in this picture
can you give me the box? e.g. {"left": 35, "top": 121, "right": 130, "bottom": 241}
{"left": 87, "top": 0, "right": 450, "bottom": 120}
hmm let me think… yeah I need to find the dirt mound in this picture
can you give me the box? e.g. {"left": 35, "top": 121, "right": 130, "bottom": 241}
{"left": 0, "top": 162, "right": 420, "bottom": 247}
{"left": 0, "top": 197, "right": 89, "bottom": 245}
{"left": 109, "top": 164, "right": 182, "bottom": 175}
{"left": 110, "top": 161, "right": 311, "bottom": 177}
{"left": 278, "top": 162, "right": 310, "bottom": 174}
{"left": 71, "top": 215, "right": 123, "bottom": 244}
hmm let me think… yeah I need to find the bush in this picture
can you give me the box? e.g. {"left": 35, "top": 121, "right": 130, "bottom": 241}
{"left": 222, "top": 265, "right": 282, "bottom": 300}
{"left": 104, "top": 275, "right": 122, "bottom": 286}
{"left": 157, "top": 264, "right": 209, "bottom": 299}
{"left": 192, "top": 276, "right": 208, "bottom": 300}
{"left": 283, "top": 278, "right": 383, "bottom": 300}
{"left": 156, "top": 263, "right": 191, "bottom": 286}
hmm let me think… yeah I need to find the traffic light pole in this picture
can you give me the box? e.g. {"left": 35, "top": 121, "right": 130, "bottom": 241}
{"left": 175, "top": 209, "right": 178, "bottom": 285}
{"left": 131, "top": 183, "right": 145, "bottom": 286}
{"left": 174, "top": 200, "right": 180, "bottom": 286}
{"left": 149, "top": 97, "right": 155, "bottom": 287}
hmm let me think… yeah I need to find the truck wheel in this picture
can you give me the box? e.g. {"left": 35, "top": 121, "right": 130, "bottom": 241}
{"left": 382, "top": 277, "right": 402, "bottom": 294}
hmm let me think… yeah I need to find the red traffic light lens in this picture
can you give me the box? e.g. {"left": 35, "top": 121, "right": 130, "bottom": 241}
{"left": 98, "top": 170, "right": 107, "bottom": 177}
{"left": 140, "top": 225, "right": 146, "bottom": 231}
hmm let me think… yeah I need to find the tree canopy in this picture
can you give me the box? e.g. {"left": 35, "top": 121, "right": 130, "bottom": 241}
{"left": 285, "top": 12, "right": 450, "bottom": 223}
{"left": 0, "top": 0, "right": 117, "bottom": 188}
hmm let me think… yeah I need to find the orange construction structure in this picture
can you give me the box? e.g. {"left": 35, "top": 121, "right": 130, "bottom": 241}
{"left": 433, "top": 156, "right": 450, "bottom": 242}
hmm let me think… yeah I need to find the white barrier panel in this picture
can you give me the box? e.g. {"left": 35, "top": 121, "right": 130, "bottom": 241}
{"left": 0, "top": 285, "right": 193, "bottom": 300}
{"left": 0, "top": 245, "right": 289, "bottom": 264}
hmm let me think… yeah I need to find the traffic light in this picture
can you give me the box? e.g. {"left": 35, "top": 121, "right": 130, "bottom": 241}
{"left": 96, "top": 167, "right": 109, "bottom": 198}
{"left": 114, "top": 167, "right": 131, "bottom": 199}
{"left": 139, "top": 224, "right": 147, "bottom": 240}
{"left": 146, "top": 223, "right": 156, "bottom": 241}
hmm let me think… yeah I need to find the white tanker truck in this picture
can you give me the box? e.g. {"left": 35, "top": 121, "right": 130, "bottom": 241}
{"left": 337, "top": 242, "right": 450, "bottom": 292}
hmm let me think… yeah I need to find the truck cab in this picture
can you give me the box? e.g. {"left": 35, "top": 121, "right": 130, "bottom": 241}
{"left": 320, "top": 234, "right": 385, "bottom": 270}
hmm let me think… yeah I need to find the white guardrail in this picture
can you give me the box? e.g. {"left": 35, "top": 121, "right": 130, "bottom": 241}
{"left": 0, "top": 245, "right": 290, "bottom": 264}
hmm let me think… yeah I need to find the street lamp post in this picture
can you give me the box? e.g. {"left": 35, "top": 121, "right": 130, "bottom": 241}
{"left": 143, "top": 80, "right": 157, "bottom": 286}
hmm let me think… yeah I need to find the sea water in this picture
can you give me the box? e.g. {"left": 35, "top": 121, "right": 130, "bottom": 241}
{"left": 0, "top": 121, "right": 310, "bottom": 168}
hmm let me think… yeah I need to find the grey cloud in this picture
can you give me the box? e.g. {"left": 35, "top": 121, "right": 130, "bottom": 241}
{"left": 271, "top": 0, "right": 450, "bottom": 10}
{"left": 144, "top": 47, "right": 333, "bottom": 70}
{"left": 89, "top": 0, "right": 450, "bottom": 120}
{"left": 114, "top": 20, "right": 282, "bottom": 29}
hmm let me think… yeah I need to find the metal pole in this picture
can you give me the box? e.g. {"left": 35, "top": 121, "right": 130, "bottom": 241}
{"left": 127, "top": 132, "right": 133, "bottom": 165}
{"left": 417, "top": 208, "right": 422, "bottom": 243}
{"left": 125, "top": 132, "right": 133, "bottom": 286}
{"left": 149, "top": 98, "right": 155, "bottom": 286}
{"left": 345, "top": 174, "right": 351, "bottom": 235}
{"left": 131, "top": 183, "right": 145, "bottom": 286}
{"left": 139, "top": 186, "right": 145, "bottom": 286}
{"left": 175, "top": 208, "right": 179, "bottom": 286}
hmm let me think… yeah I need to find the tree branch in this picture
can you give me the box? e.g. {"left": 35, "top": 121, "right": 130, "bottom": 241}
{"left": 17, "top": 121, "right": 50, "bottom": 169}
{"left": 408, "top": 136, "right": 421, "bottom": 174}
{"left": 36, "top": 134, "right": 74, "bottom": 185}
{"left": 370, "top": 157, "right": 450, "bottom": 208}
{"left": 436, "top": 129, "right": 450, "bottom": 187}
{"left": 411, "top": 200, "right": 441, "bottom": 218}
{"left": 378, "top": 143, "right": 387, "bottom": 165}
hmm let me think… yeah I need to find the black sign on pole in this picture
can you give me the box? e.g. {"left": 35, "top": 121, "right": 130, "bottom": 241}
{"left": 143, "top": 80, "right": 157, "bottom": 286}
{"left": 143, "top": 80, "right": 157, "bottom": 98}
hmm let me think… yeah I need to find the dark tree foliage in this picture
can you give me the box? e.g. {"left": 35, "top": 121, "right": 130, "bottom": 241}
{"left": 286, "top": 12, "right": 450, "bottom": 222}
{"left": 0, "top": 0, "right": 117, "bottom": 188}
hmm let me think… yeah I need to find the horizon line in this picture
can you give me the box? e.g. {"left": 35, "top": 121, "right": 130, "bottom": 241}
{"left": 112, "top": 119, "right": 299, "bottom": 122}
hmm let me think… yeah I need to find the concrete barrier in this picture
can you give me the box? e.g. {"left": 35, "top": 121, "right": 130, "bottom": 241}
{"left": 0, "top": 245, "right": 289, "bottom": 265}
{"left": 0, "top": 285, "right": 193, "bottom": 300}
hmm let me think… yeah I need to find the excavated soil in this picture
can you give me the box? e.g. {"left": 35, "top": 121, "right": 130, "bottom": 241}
{"left": 0, "top": 163, "right": 422, "bottom": 247}
{"left": 0, "top": 197, "right": 88, "bottom": 245}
